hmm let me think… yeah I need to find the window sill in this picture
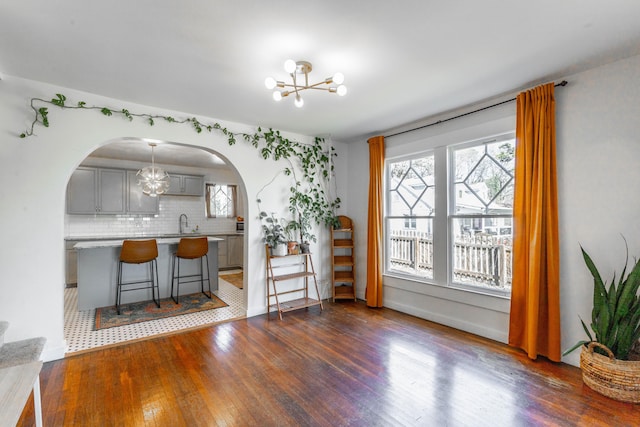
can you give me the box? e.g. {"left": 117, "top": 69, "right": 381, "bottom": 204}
{"left": 383, "top": 272, "right": 511, "bottom": 314}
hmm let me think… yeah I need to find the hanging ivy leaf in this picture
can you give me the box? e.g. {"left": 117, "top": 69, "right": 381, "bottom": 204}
{"left": 50, "top": 94, "right": 66, "bottom": 107}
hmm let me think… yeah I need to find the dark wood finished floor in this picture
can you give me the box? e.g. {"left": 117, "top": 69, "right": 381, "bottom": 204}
{"left": 18, "top": 301, "right": 640, "bottom": 426}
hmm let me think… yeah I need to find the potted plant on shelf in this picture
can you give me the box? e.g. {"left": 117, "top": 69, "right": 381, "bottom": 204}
{"left": 259, "top": 211, "right": 288, "bottom": 257}
{"left": 563, "top": 239, "right": 640, "bottom": 403}
{"left": 282, "top": 220, "right": 300, "bottom": 255}
{"left": 285, "top": 212, "right": 316, "bottom": 254}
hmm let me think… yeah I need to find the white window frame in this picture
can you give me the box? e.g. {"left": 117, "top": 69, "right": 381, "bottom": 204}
{"left": 383, "top": 132, "right": 515, "bottom": 298}
{"left": 205, "top": 183, "right": 237, "bottom": 218}
{"left": 385, "top": 151, "right": 436, "bottom": 281}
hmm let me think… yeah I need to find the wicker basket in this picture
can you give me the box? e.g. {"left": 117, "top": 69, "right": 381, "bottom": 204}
{"left": 580, "top": 342, "right": 640, "bottom": 403}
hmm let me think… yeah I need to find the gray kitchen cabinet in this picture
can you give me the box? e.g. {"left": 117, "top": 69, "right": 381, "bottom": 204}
{"left": 67, "top": 167, "right": 125, "bottom": 214}
{"left": 227, "top": 235, "right": 243, "bottom": 268}
{"left": 126, "top": 170, "right": 159, "bottom": 214}
{"left": 165, "top": 173, "right": 204, "bottom": 196}
{"left": 217, "top": 237, "right": 228, "bottom": 269}
{"left": 67, "top": 167, "right": 98, "bottom": 214}
{"left": 98, "top": 168, "right": 126, "bottom": 213}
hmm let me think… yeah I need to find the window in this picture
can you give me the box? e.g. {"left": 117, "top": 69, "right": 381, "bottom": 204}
{"left": 205, "top": 183, "right": 237, "bottom": 218}
{"left": 385, "top": 134, "right": 515, "bottom": 295}
{"left": 386, "top": 154, "right": 435, "bottom": 280}
{"left": 450, "top": 137, "right": 515, "bottom": 292}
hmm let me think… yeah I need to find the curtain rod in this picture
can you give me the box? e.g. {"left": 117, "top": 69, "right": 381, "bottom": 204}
{"left": 386, "top": 80, "right": 568, "bottom": 138}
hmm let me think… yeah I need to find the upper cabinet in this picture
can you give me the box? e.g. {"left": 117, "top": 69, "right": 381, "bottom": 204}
{"left": 67, "top": 167, "right": 126, "bottom": 214}
{"left": 165, "top": 173, "right": 204, "bottom": 196}
{"left": 67, "top": 167, "right": 159, "bottom": 215}
{"left": 67, "top": 167, "right": 98, "bottom": 214}
{"left": 98, "top": 169, "right": 126, "bottom": 214}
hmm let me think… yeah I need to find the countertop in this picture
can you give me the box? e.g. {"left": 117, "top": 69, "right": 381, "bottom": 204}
{"left": 66, "top": 232, "right": 243, "bottom": 242}
{"left": 74, "top": 236, "right": 223, "bottom": 249}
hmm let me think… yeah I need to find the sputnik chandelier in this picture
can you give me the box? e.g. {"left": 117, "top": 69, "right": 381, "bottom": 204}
{"left": 265, "top": 59, "right": 346, "bottom": 108}
{"left": 137, "top": 142, "right": 170, "bottom": 197}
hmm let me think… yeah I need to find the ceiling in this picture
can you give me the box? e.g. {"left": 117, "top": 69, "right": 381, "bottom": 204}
{"left": 2, "top": 0, "right": 640, "bottom": 149}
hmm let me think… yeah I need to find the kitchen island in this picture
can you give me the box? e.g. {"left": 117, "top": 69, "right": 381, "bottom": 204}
{"left": 74, "top": 236, "right": 222, "bottom": 310}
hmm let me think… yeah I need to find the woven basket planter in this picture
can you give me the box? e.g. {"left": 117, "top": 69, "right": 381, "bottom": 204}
{"left": 580, "top": 342, "right": 640, "bottom": 403}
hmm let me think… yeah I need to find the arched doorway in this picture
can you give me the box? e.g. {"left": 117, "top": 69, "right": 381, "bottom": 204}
{"left": 64, "top": 137, "right": 248, "bottom": 353}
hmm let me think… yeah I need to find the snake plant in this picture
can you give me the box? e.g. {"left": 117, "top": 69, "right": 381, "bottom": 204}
{"left": 563, "top": 240, "right": 640, "bottom": 360}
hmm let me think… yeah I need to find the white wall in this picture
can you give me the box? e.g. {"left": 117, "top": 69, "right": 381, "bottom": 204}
{"left": 343, "top": 53, "right": 640, "bottom": 366}
{"left": 0, "top": 76, "right": 329, "bottom": 361}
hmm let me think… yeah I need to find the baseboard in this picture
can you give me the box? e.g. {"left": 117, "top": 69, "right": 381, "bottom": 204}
{"left": 384, "top": 299, "right": 508, "bottom": 344}
{"left": 42, "top": 340, "right": 67, "bottom": 362}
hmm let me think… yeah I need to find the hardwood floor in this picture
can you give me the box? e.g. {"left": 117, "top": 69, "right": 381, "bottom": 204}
{"left": 19, "top": 301, "right": 640, "bottom": 426}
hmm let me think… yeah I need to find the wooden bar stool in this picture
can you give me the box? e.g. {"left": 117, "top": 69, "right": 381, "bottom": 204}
{"left": 116, "top": 239, "right": 160, "bottom": 315}
{"left": 171, "top": 237, "right": 212, "bottom": 304}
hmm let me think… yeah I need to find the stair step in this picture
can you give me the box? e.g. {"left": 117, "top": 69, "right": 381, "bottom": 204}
{"left": 0, "top": 337, "right": 46, "bottom": 369}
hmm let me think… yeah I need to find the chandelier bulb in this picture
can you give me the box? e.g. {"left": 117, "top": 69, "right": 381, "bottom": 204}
{"left": 336, "top": 85, "right": 347, "bottom": 96}
{"left": 332, "top": 72, "right": 345, "bottom": 85}
{"left": 284, "top": 59, "right": 297, "bottom": 74}
{"left": 273, "top": 91, "right": 282, "bottom": 101}
{"left": 294, "top": 94, "right": 304, "bottom": 108}
{"left": 265, "top": 77, "right": 277, "bottom": 90}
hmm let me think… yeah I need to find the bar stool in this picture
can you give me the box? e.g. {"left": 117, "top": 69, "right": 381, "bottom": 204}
{"left": 116, "top": 239, "right": 160, "bottom": 315}
{"left": 171, "top": 237, "right": 212, "bottom": 304}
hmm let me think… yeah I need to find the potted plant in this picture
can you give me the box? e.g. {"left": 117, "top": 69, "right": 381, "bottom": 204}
{"left": 563, "top": 239, "right": 640, "bottom": 403}
{"left": 281, "top": 220, "right": 300, "bottom": 255}
{"left": 259, "top": 211, "right": 288, "bottom": 256}
{"left": 285, "top": 212, "right": 316, "bottom": 254}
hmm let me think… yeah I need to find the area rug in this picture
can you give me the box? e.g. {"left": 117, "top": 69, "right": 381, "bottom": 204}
{"left": 220, "top": 272, "right": 243, "bottom": 289}
{"left": 94, "top": 292, "right": 228, "bottom": 330}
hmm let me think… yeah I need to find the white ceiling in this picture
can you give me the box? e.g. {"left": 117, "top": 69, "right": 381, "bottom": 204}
{"left": 2, "top": 0, "right": 640, "bottom": 151}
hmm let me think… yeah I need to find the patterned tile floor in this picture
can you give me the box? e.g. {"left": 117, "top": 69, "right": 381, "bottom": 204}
{"left": 64, "top": 271, "right": 246, "bottom": 354}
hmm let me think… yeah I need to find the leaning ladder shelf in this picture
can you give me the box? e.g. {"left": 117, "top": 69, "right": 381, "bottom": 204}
{"left": 331, "top": 215, "right": 357, "bottom": 302}
{"left": 265, "top": 245, "right": 323, "bottom": 320}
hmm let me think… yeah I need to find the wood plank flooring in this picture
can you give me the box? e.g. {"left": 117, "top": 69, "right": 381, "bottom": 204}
{"left": 18, "top": 301, "right": 640, "bottom": 426}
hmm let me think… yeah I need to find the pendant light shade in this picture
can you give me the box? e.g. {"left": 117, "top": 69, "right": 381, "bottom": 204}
{"left": 137, "top": 143, "right": 170, "bottom": 197}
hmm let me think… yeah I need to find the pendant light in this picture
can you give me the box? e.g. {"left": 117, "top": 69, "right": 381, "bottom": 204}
{"left": 137, "top": 143, "right": 170, "bottom": 197}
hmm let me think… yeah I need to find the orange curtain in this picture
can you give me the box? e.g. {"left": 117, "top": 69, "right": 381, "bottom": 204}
{"left": 508, "top": 83, "right": 561, "bottom": 361}
{"left": 366, "top": 136, "right": 384, "bottom": 307}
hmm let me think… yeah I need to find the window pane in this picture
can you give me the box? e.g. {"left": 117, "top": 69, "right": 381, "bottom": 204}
{"left": 206, "top": 184, "right": 237, "bottom": 218}
{"left": 451, "top": 218, "right": 512, "bottom": 291}
{"left": 388, "top": 217, "right": 433, "bottom": 279}
{"left": 388, "top": 155, "right": 435, "bottom": 216}
{"left": 453, "top": 140, "right": 514, "bottom": 215}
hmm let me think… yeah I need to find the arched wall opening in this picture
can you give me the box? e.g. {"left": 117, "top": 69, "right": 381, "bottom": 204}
{"left": 62, "top": 137, "right": 250, "bottom": 351}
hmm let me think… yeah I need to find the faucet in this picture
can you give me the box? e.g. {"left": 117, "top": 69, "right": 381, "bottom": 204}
{"left": 179, "top": 214, "right": 189, "bottom": 234}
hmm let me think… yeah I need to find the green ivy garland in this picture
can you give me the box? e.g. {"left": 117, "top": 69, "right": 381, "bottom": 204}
{"left": 20, "top": 93, "right": 341, "bottom": 228}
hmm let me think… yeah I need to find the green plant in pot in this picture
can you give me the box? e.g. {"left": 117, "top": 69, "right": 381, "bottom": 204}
{"left": 259, "top": 211, "right": 288, "bottom": 256}
{"left": 564, "top": 242, "right": 640, "bottom": 360}
{"left": 285, "top": 212, "right": 316, "bottom": 254}
{"left": 563, "top": 239, "right": 640, "bottom": 403}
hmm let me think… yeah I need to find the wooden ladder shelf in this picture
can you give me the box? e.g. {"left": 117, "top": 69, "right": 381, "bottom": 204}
{"left": 331, "top": 215, "right": 357, "bottom": 301}
{"left": 265, "top": 245, "right": 323, "bottom": 320}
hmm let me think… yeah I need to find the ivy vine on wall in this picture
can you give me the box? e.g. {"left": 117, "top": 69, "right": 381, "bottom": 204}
{"left": 19, "top": 93, "right": 341, "bottom": 228}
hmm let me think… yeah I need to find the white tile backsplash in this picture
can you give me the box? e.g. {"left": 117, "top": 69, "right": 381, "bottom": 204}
{"left": 65, "top": 196, "right": 237, "bottom": 237}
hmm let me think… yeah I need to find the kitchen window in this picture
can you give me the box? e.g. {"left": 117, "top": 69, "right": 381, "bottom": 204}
{"left": 385, "top": 133, "right": 515, "bottom": 296}
{"left": 205, "top": 183, "right": 237, "bottom": 218}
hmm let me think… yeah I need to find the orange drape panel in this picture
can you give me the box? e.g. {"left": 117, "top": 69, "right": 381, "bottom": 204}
{"left": 509, "top": 83, "right": 561, "bottom": 361}
{"left": 366, "top": 136, "right": 384, "bottom": 307}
